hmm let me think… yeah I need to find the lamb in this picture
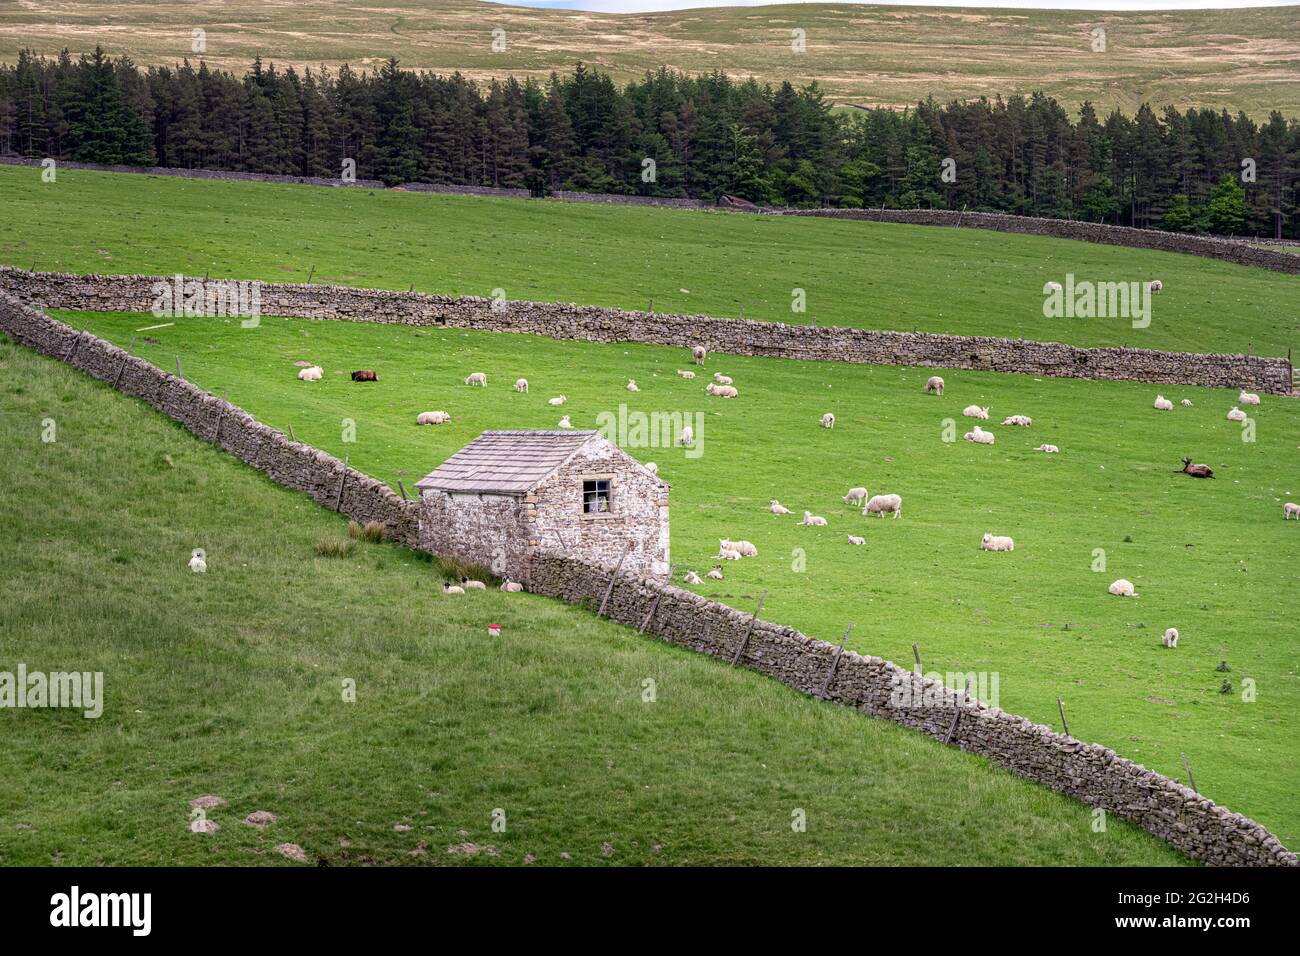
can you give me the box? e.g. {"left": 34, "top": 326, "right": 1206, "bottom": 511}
{"left": 964, "top": 426, "right": 995, "bottom": 445}
{"left": 683, "top": 570, "right": 703, "bottom": 585}
{"left": 1238, "top": 390, "right": 1260, "bottom": 405}
{"left": 1180, "top": 399, "right": 1193, "bottom": 407}
{"left": 678, "top": 425, "right": 693, "bottom": 446}
{"left": 442, "top": 582, "right": 465, "bottom": 595}
{"left": 801, "top": 511, "right": 828, "bottom": 526}
{"left": 1153, "top": 395, "right": 1173, "bottom": 411}
{"left": 460, "top": 577, "right": 488, "bottom": 590}
{"left": 713, "top": 373, "right": 733, "bottom": 385}
{"left": 1162, "top": 627, "right": 1179, "bottom": 648}
{"left": 721, "top": 538, "right": 757, "bottom": 557}
{"left": 298, "top": 365, "right": 323, "bottom": 381}
{"left": 464, "top": 372, "right": 487, "bottom": 387}
{"left": 1001, "top": 414, "right": 1033, "bottom": 426}
{"left": 1148, "top": 279, "right": 1163, "bottom": 294}
{"left": 770, "top": 500, "right": 790, "bottom": 515}
{"left": 548, "top": 396, "right": 567, "bottom": 406}
{"left": 514, "top": 378, "right": 528, "bottom": 393}
{"left": 626, "top": 380, "right": 640, "bottom": 392}
{"left": 821, "top": 412, "right": 835, "bottom": 429}
{"left": 847, "top": 534, "right": 865, "bottom": 546}
{"left": 1035, "top": 444, "right": 1059, "bottom": 453}
{"left": 692, "top": 345, "right": 707, "bottom": 365}
{"left": 706, "top": 383, "right": 738, "bottom": 398}
{"left": 557, "top": 415, "right": 573, "bottom": 428}
{"left": 1108, "top": 579, "right": 1138, "bottom": 597}
{"left": 645, "top": 462, "right": 658, "bottom": 475}
{"left": 351, "top": 370, "right": 378, "bottom": 382}
{"left": 842, "top": 487, "right": 868, "bottom": 506}
{"left": 500, "top": 579, "right": 524, "bottom": 593}
{"left": 1284, "top": 502, "right": 1300, "bottom": 520}
{"left": 980, "top": 533, "right": 1014, "bottom": 552}
{"left": 717, "top": 547, "right": 743, "bottom": 561}
{"left": 863, "top": 494, "right": 902, "bottom": 519}
{"left": 706, "top": 565, "right": 724, "bottom": 580}
{"left": 924, "top": 376, "right": 945, "bottom": 396}
{"left": 963, "top": 405, "right": 989, "bottom": 420}
{"left": 1226, "top": 407, "right": 1248, "bottom": 422}
{"left": 188, "top": 551, "right": 207, "bottom": 573}
{"left": 677, "top": 370, "right": 696, "bottom": 380}
{"left": 416, "top": 410, "right": 451, "bottom": 425}
{"left": 1180, "top": 457, "right": 1214, "bottom": 479}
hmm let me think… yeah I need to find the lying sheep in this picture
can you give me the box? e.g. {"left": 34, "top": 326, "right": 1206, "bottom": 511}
{"left": 1162, "top": 627, "right": 1179, "bottom": 648}
{"left": 1149, "top": 279, "right": 1163, "bottom": 294}
{"left": 714, "top": 373, "right": 733, "bottom": 385}
{"left": 1227, "top": 407, "right": 1248, "bottom": 422}
{"left": 677, "top": 370, "right": 696, "bottom": 380}
{"left": 693, "top": 345, "right": 707, "bottom": 365}
{"left": 500, "top": 579, "right": 524, "bottom": 593}
{"left": 706, "top": 565, "right": 724, "bottom": 580}
{"left": 558, "top": 415, "right": 573, "bottom": 428}
{"left": 847, "top": 534, "right": 865, "bottom": 546}
{"left": 1180, "top": 399, "right": 1193, "bottom": 407}
{"left": 963, "top": 405, "right": 989, "bottom": 420}
{"left": 416, "top": 410, "right": 451, "bottom": 425}
{"left": 706, "top": 383, "right": 738, "bottom": 398}
{"left": 863, "top": 494, "right": 902, "bottom": 519}
{"left": 717, "top": 547, "right": 743, "bottom": 561}
{"left": 843, "top": 487, "right": 868, "bottom": 506}
{"left": 924, "top": 376, "right": 945, "bottom": 396}
{"left": 964, "top": 426, "right": 995, "bottom": 445}
{"left": 627, "top": 380, "right": 640, "bottom": 392}
{"left": 442, "top": 582, "right": 465, "bottom": 595}
{"left": 1239, "top": 390, "right": 1260, "bottom": 405}
{"left": 460, "top": 577, "right": 487, "bottom": 590}
{"left": 1108, "top": 579, "right": 1138, "bottom": 597}
{"left": 351, "top": 370, "right": 378, "bottom": 382}
{"left": 721, "top": 538, "right": 757, "bottom": 557}
{"left": 464, "top": 372, "right": 487, "bottom": 387}
{"left": 1153, "top": 394, "right": 1173, "bottom": 411}
{"left": 821, "top": 412, "right": 835, "bottom": 429}
{"left": 678, "top": 425, "right": 694, "bottom": 446}
{"left": 980, "top": 533, "right": 1014, "bottom": 552}
{"left": 548, "top": 395, "right": 566, "bottom": 406}
{"left": 770, "top": 500, "right": 791, "bottom": 515}
{"left": 1001, "top": 414, "right": 1032, "bottom": 426}
{"left": 298, "top": 365, "right": 323, "bottom": 382}
{"left": 801, "top": 511, "right": 828, "bottom": 526}
{"left": 1284, "top": 502, "right": 1300, "bottom": 520}
{"left": 683, "top": 570, "right": 703, "bottom": 585}
{"left": 1035, "top": 444, "right": 1059, "bottom": 453}
{"left": 514, "top": 378, "right": 528, "bottom": 393}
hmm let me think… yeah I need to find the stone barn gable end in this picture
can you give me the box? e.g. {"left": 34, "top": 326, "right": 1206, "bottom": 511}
{"left": 414, "top": 430, "right": 670, "bottom": 581}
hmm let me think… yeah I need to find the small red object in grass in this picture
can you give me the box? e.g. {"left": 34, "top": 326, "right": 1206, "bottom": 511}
{"left": 488, "top": 624, "right": 501, "bottom": 637}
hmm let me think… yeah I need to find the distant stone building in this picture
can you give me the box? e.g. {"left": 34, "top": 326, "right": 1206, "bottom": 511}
{"left": 415, "top": 430, "right": 670, "bottom": 580}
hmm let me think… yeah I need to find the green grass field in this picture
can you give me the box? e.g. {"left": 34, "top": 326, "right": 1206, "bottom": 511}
{"left": 51, "top": 304, "right": 1300, "bottom": 850}
{"left": 3, "top": 166, "right": 1298, "bottom": 356}
{"left": 0, "top": 333, "right": 1189, "bottom": 866}
{"left": 2, "top": 0, "right": 1297, "bottom": 117}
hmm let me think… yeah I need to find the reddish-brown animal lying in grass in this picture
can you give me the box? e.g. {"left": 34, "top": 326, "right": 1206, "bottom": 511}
{"left": 351, "top": 370, "right": 378, "bottom": 382}
{"left": 1180, "top": 457, "right": 1214, "bottom": 478}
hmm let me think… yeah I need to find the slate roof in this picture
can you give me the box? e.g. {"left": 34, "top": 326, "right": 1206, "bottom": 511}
{"left": 415, "top": 430, "right": 600, "bottom": 495}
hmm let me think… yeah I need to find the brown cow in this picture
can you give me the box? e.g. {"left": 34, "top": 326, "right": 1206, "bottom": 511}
{"left": 351, "top": 370, "right": 378, "bottom": 382}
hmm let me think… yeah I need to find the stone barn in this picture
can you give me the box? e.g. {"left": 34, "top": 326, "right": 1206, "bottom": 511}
{"left": 415, "top": 430, "right": 670, "bottom": 580}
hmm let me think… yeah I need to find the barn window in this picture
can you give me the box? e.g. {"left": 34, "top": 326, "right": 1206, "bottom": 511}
{"left": 582, "top": 479, "right": 611, "bottom": 514}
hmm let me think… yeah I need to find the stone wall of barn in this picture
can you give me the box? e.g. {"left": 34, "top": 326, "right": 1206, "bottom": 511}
{"left": 531, "top": 442, "right": 670, "bottom": 578}
{"left": 1, "top": 267, "right": 1292, "bottom": 394}
{"left": 1, "top": 288, "right": 1295, "bottom": 867}
{"left": 417, "top": 489, "right": 531, "bottom": 580}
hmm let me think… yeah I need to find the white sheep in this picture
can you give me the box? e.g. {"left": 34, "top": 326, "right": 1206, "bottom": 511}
{"left": 1108, "top": 579, "right": 1138, "bottom": 597}
{"left": 706, "top": 383, "right": 738, "bottom": 398}
{"left": 706, "top": 565, "right": 724, "bottom": 580}
{"left": 1284, "top": 502, "right": 1300, "bottom": 520}
{"left": 692, "top": 345, "right": 707, "bottom": 365}
{"left": 713, "top": 373, "right": 733, "bottom": 385}
{"left": 188, "top": 551, "right": 207, "bottom": 573}
{"left": 1180, "top": 399, "right": 1192, "bottom": 407}
{"left": 980, "top": 533, "right": 1014, "bottom": 552}
{"left": 677, "top": 369, "right": 696, "bottom": 380}
{"left": 863, "top": 494, "right": 902, "bottom": 519}
{"left": 644, "top": 462, "right": 658, "bottom": 475}
{"left": 683, "top": 570, "right": 703, "bottom": 585}
{"left": 821, "top": 412, "right": 835, "bottom": 429}
{"left": 442, "top": 582, "right": 465, "bottom": 595}
{"left": 1035, "top": 444, "right": 1059, "bottom": 453}
{"left": 464, "top": 372, "right": 487, "bottom": 387}
{"left": 801, "top": 511, "right": 828, "bottom": 526}
{"left": 717, "top": 547, "right": 742, "bottom": 561}
{"left": 461, "top": 577, "right": 487, "bottom": 590}
{"left": 626, "top": 380, "right": 640, "bottom": 392}
{"left": 1162, "top": 627, "right": 1179, "bottom": 648}
{"left": 298, "top": 365, "right": 323, "bottom": 382}
{"left": 842, "top": 487, "right": 868, "bottom": 506}
{"left": 721, "top": 538, "right": 758, "bottom": 557}
{"left": 1001, "top": 414, "right": 1032, "bottom": 426}
{"left": 847, "top": 534, "right": 865, "bottom": 546}
{"left": 1227, "top": 407, "right": 1248, "bottom": 422}
{"left": 1045, "top": 280, "right": 1063, "bottom": 293}
{"left": 416, "top": 410, "right": 451, "bottom": 425}
{"left": 557, "top": 415, "right": 573, "bottom": 428}
{"left": 963, "top": 405, "right": 989, "bottom": 420}
{"left": 1153, "top": 395, "right": 1173, "bottom": 411}
{"left": 548, "top": 395, "right": 566, "bottom": 406}
{"left": 514, "top": 378, "right": 528, "bottom": 393}
{"left": 500, "top": 579, "right": 524, "bottom": 593}
{"left": 678, "top": 425, "right": 693, "bottom": 446}
{"left": 1238, "top": 390, "right": 1260, "bottom": 405}
{"left": 964, "top": 426, "right": 995, "bottom": 445}
{"left": 770, "top": 500, "right": 790, "bottom": 515}
{"left": 1148, "top": 279, "right": 1163, "bottom": 294}
{"left": 924, "top": 376, "right": 945, "bottom": 396}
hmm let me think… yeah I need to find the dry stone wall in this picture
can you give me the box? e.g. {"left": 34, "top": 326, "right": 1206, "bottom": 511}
{"left": 0, "top": 288, "right": 1294, "bottom": 866}
{"left": 3, "top": 267, "right": 1291, "bottom": 393}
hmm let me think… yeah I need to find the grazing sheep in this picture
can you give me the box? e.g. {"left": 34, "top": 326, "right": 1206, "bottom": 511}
{"left": 1001, "top": 414, "right": 1033, "bottom": 426}
{"left": 924, "top": 376, "right": 945, "bottom": 396}
{"left": 1108, "top": 579, "right": 1138, "bottom": 597}
{"left": 964, "top": 426, "right": 995, "bottom": 445}
{"left": 626, "top": 380, "right": 640, "bottom": 392}
{"left": 980, "top": 533, "right": 1014, "bottom": 552}
{"left": 717, "top": 547, "right": 743, "bottom": 561}
{"left": 1180, "top": 399, "right": 1192, "bottom": 407}
{"left": 460, "top": 577, "right": 487, "bottom": 590}
{"left": 1035, "top": 444, "right": 1059, "bottom": 453}
{"left": 351, "top": 370, "right": 378, "bottom": 382}
{"left": 713, "top": 373, "right": 733, "bottom": 385}
{"left": 847, "top": 534, "right": 865, "bottom": 546}
{"left": 1163, "top": 627, "right": 1179, "bottom": 648}
{"left": 1180, "top": 457, "right": 1214, "bottom": 479}
{"left": 645, "top": 462, "right": 658, "bottom": 475}
{"left": 188, "top": 552, "right": 207, "bottom": 573}
{"left": 1149, "top": 279, "right": 1163, "bottom": 294}
{"left": 1153, "top": 395, "right": 1173, "bottom": 411}
{"left": 706, "top": 565, "right": 724, "bottom": 580}
{"left": 706, "top": 383, "right": 738, "bottom": 398}
{"left": 842, "top": 487, "right": 868, "bottom": 506}
{"left": 692, "top": 345, "right": 707, "bottom": 365}
{"left": 963, "top": 405, "right": 989, "bottom": 420}
{"left": 1227, "top": 407, "right": 1248, "bottom": 422}
{"left": 684, "top": 570, "right": 703, "bottom": 585}
{"left": 514, "top": 378, "right": 528, "bottom": 393}
{"left": 721, "top": 538, "right": 758, "bottom": 558}
{"left": 863, "top": 494, "right": 902, "bottom": 519}
{"left": 500, "top": 579, "right": 524, "bottom": 593}
{"left": 821, "top": 412, "right": 835, "bottom": 429}
{"left": 548, "top": 395, "right": 566, "bottom": 406}
{"left": 677, "top": 369, "right": 696, "bottom": 379}
{"left": 557, "top": 415, "right": 573, "bottom": 428}
{"left": 442, "top": 582, "right": 465, "bottom": 595}
{"left": 1045, "top": 280, "right": 1063, "bottom": 293}
{"left": 298, "top": 365, "right": 323, "bottom": 382}
{"left": 1284, "top": 502, "right": 1300, "bottom": 520}
{"left": 801, "top": 511, "right": 828, "bottom": 526}
{"left": 464, "top": 372, "right": 488, "bottom": 387}
{"left": 1238, "top": 390, "right": 1260, "bottom": 405}
{"left": 678, "top": 425, "right": 693, "bottom": 446}
{"left": 416, "top": 410, "right": 451, "bottom": 425}
{"left": 770, "top": 499, "right": 791, "bottom": 515}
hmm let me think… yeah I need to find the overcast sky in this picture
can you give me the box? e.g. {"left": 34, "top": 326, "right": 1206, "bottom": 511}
{"left": 492, "top": 1, "right": 1297, "bottom": 12}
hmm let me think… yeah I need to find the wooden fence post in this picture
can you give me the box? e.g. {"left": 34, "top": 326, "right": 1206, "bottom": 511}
{"left": 816, "top": 623, "right": 853, "bottom": 699}
{"left": 598, "top": 541, "right": 635, "bottom": 618}
{"left": 638, "top": 564, "right": 675, "bottom": 633}
{"left": 396, "top": 479, "right": 408, "bottom": 501}
{"left": 1057, "top": 697, "right": 1070, "bottom": 737}
{"left": 211, "top": 389, "right": 228, "bottom": 442}
{"left": 945, "top": 675, "right": 974, "bottom": 745}
{"left": 1181, "top": 752, "right": 1198, "bottom": 794}
{"left": 288, "top": 424, "right": 296, "bottom": 443}
{"left": 730, "top": 590, "right": 768, "bottom": 666}
{"left": 111, "top": 336, "right": 137, "bottom": 388}
{"left": 334, "top": 453, "right": 349, "bottom": 512}
{"left": 912, "top": 642, "right": 923, "bottom": 675}
{"left": 64, "top": 328, "right": 86, "bottom": 362}
{"left": 175, "top": 355, "right": 183, "bottom": 379}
